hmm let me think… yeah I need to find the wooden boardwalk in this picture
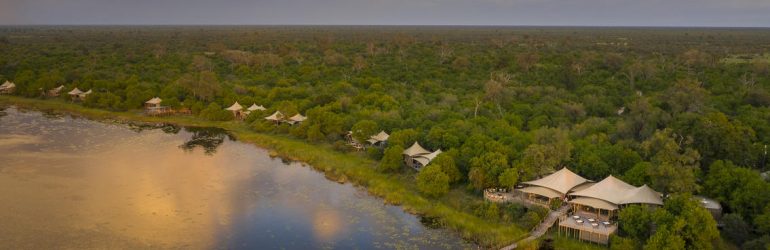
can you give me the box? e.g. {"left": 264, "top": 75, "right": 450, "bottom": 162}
{"left": 501, "top": 205, "right": 570, "bottom": 250}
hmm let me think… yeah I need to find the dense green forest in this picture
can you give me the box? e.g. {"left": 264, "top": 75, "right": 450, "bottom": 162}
{"left": 1, "top": 26, "right": 770, "bottom": 249}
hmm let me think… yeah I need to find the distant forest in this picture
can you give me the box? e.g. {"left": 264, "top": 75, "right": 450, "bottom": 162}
{"left": 1, "top": 26, "right": 769, "bottom": 249}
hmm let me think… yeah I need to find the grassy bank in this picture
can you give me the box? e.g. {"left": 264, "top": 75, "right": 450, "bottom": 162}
{"left": 0, "top": 95, "right": 526, "bottom": 248}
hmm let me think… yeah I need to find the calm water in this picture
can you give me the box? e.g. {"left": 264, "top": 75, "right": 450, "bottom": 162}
{"left": 0, "top": 107, "right": 473, "bottom": 249}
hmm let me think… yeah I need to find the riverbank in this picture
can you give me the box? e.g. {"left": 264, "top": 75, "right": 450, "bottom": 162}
{"left": 0, "top": 96, "right": 526, "bottom": 248}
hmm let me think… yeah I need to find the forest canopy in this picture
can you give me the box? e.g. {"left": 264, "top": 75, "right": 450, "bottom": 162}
{"left": 1, "top": 26, "right": 769, "bottom": 249}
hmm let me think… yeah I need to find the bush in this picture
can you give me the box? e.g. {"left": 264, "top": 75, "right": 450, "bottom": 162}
{"left": 366, "top": 147, "right": 383, "bottom": 160}
{"left": 199, "top": 103, "right": 233, "bottom": 121}
{"left": 417, "top": 164, "right": 450, "bottom": 197}
{"left": 721, "top": 213, "right": 752, "bottom": 244}
{"left": 379, "top": 145, "right": 404, "bottom": 172}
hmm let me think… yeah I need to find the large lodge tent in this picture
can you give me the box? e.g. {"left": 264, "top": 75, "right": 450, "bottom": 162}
{"left": 568, "top": 175, "right": 663, "bottom": 220}
{"left": 518, "top": 168, "right": 590, "bottom": 205}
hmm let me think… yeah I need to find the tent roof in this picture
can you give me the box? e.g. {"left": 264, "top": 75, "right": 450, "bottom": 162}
{"left": 265, "top": 111, "right": 284, "bottom": 121}
{"left": 570, "top": 197, "right": 619, "bottom": 211}
{"left": 523, "top": 168, "right": 590, "bottom": 195}
{"left": 403, "top": 142, "right": 430, "bottom": 156}
{"left": 621, "top": 185, "right": 663, "bottom": 206}
{"left": 694, "top": 195, "right": 722, "bottom": 210}
{"left": 289, "top": 114, "right": 306, "bottom": 122}
{"left": 81, "top": 89, "right": 92, "bottom": 96}
{"left": 51, "top": 85, "right": 64, "bottom": 92}
{"left": 570, "top": 175, "right": 637, "bottom": 205}
{"left": 518, "top": 186, "right": 562, "bottom": 199}
{"left": 226, "top": 102, "right": 243, "bottom": 111}
{"left": 0, "top": 81, "right": 14, "bottom": 88}
{"left": 145, "top": 97, "right": 162, "bottom": 104}
{"left": 370, "top": 131, "right": 390, "bottom": 142}
{"left": 247, "top": 104, "right": 266, "bottom": 111}
{"left": 366, "top": 138, "right": 379, "bottom": 144}
{"left": 413, "top": 149, "right": 443, "bottom": 166}
{"left": 68, "top": 88, "right": 83, "bottom": 95}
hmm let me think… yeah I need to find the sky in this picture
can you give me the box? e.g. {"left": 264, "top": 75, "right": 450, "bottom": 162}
{"left": 1, "top": 0, "right": 769, "bottom": 27}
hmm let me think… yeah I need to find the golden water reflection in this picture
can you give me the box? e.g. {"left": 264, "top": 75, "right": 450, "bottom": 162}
{"left": 0, "top": 107, "right": 472, "bottom": 249}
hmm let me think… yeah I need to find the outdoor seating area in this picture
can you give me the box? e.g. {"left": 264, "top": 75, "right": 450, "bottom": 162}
{"left": 484, "top": 188, "right": 514, "bottom": 203}
{"left": 508, "top": 168, "right": 665, "bottom": 245}
{"left": 558, "top": 213, "right": 617, "bottom": 245}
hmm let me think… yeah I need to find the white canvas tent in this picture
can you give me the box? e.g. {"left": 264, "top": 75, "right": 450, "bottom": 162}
{"left": 247, "top": 103, "right": 267, "bottom": 111}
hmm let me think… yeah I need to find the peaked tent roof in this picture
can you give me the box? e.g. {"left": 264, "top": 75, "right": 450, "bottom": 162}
{"left": 570, "top": 175, "right": 637, "bottom": 205}
{"left": 403, "top": 142, "right": 431, "bottom": 156}
{"left": 289, "top": 114, "right": 307, "bottom": 122}
{"left": 81, "top": 89, "right": 92, "bottom": 95}
{"left": 0, "top": 81, "right": 14, "bottom": 89}
{"left": 522, "top": 167, "right": 590, "bottom": 195}
{"left": 414, "top": 149, "right": 443, "bottom": 166}
{"left": 265, "top": 111, "right": 284, "bottom": 121}
{"left": 145, "top": 97, "right": 162, "bottom": 104}
{"left": 620, "top": 185, "right": 663, "bottom": 205}
{"left": 570, "top": 197, "right": 619, "bottom": 210}
{"left": 370, "top": 131, "right": 390, "bottom": 142}
{"left": 247, "top": 104, "right": 266, "bottom": 111}
{"left": 518, "top": 186, "right": 562, "bottom": 199}
{"left": 68, "top": 88, "right": 83, "bottom": 95}
{"left": 226, "top": 102, "right": 243, "bottom": 111}
{"left": 51, "top": 85, "right": 64, "bottom": 92}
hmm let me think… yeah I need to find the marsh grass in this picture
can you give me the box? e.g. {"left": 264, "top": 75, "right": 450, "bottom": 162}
{"left": 0, "top": 96, "right": 526, "bottom": 248}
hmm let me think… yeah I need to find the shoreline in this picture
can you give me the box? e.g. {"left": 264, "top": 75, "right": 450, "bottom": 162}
{"left": 0, "top": 95, "right": 526, "bottom": 248}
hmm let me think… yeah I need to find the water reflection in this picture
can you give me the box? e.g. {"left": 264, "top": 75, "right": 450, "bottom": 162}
{"left": 0, "top": 107, "right": 473, "bottom": 249}
{"left": 178, "top": 127, "right": 234, "bottom": 155}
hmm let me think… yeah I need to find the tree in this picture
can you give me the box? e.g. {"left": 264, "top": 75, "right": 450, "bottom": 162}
{"left": 662, "top": 79, "right": 708, "bottom": 115}
{"left": 498, "top": 167, "right": 519, "bottom": 189}
{"left": 704, "top": 160, "right": 770, "bottom": 226}
{"left": 619, "top": 205, "right": 655, "bottom": 241}
{"left": 351, "top": 120, "right": 378, "bottom": 143}
{"left": 641, "top": 129, "right": 700, "bottom": 194}
{"left": 417, "top": 164, "right": 450, "bottom": 197}
{"left": 379, "top": 145, "right": 404, "bottom": 172}
{"left": 644, "top": 225, "right": 685, "bottom": 250}
{"left": 431, "top": 151, "right": 462, "bottom": 183}
{"left": 199, "top": 103, "right": 233, "bottom": 121}
{"left": 721, "top": 213, "right": 752, "bottom": 245}
{"left": 682, "top": 112, "right": 756, "bottom": 168}
{"left": 389, "top": 129, "right": 420, "bottom": 148}
{"left": 468, "top": 152, "right": 508, "bottom": 190}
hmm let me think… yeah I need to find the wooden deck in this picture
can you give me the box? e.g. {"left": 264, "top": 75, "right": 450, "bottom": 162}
{"left": 557, "top": 213, "right": 617, "bottom": 245}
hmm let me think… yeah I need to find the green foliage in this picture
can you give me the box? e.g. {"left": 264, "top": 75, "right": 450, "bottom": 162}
{"left": 351, "top": 119, "right": 378, "bottom": 143}
{"left": 389, "top": 129, "right": 420, "bottom": 149}
{"left": 468, "top": 152, "right": 508, "bottom": 190}
{"left": 199, "top": 103, "right": 233, "bottom": 121}
{"left": 379, "top": 145, "right": 404, "bottom": 172}
{"left": 5, "top": 27, "right": 770, "bottom": 247}
{"left": 704, "top": 160, "right": 770, "bottom": 228}
{"left": 416, "top": 164, "right": 450, "bottom": 197}
{"left": 498, "top": 167, "right": 519, "bottom": 189}
{"left": 609, "top": 236, "right": 639, "bottom": 250}
{"left": 721, "top": 213, "right": 752, "bottom": 245}
{"left": 431, "top": 150, "right": 462, "bottom": 183}
{"left": 619, "top": 205, "right": 655, "bottom": 241}
{"left": 640, "top": 129, "right": 700, "bottom": 194}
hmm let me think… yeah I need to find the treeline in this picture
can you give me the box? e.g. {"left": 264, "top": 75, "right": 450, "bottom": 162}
{"left": 1, "top": 26, "right": 770, "bottom": 249}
